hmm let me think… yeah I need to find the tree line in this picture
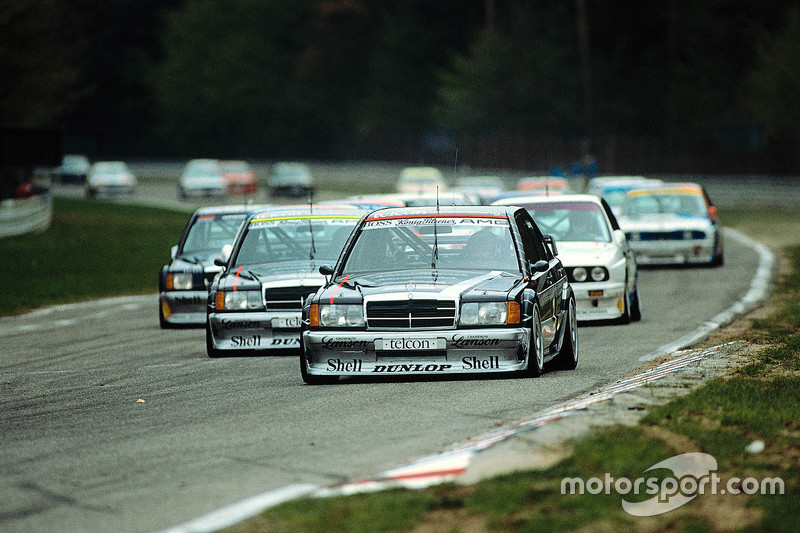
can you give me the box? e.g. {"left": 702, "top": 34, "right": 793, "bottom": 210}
{"left": 2, "top": 0, "right": 799, "bottom": 172}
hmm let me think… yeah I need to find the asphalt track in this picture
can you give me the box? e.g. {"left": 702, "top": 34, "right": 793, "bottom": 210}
{"left": 0, "top": 167, "right": 767, "bottom": 532}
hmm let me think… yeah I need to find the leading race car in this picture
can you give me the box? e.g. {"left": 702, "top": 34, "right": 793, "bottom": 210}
{"left": 493, "top": 194, "right": 641, "bottom": 323}
{"left": 206, "top": 206, "right": 365, "bottom": 356}
{"left": 159, "top": 205, "right": 267, "bottom": 328}
{"left": 618, "top": 183, "right": 724, "bottom": 266}
{"left": 299, "top": 205, "right": 578, "bottom": 384}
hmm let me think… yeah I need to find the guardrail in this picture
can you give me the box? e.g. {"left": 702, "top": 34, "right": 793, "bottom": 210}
{"left": 0, "top": 189, "right": 53, "bottom": 238}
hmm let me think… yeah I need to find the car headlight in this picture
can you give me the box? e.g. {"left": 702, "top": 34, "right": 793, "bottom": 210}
{"left": 215, "top": 290, "right": 263, "bottom": 311}
{"left": 167, "top": 272, "right": 195, "bottom": 290}
{"left": 459, "top": 302, "right": 508, "bottom": 326}
{"left": 569, "top": 266, "right": 608, "bottom": 283}
{"left": 318, "top": 304, "right": 364, "bottom": 327}
{"left": 590, "top": 266, "right": 608, "bottom": 281}
{"left": 571, "top": 267, "right": 588, "bottom": 282}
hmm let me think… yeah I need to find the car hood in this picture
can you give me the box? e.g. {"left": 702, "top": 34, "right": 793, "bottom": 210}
{"left": 319, "top": 269, "right": 521, "bottom": 302}
{"left": 221, "top": 260, "right": 327, "bottom": 289}
{"left": 618, "top": 213, "right": 712, "bottom": 232}
{"left": 171, "top": 254, "right": 221, "bottom": 271}
{"left": 555, "top": 241, "right": 621, "bottom": 267}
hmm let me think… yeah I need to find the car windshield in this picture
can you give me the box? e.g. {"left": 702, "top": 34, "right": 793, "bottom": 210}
{"left": 623, "top": 192, "right": 706, "bottom": 217}
{"left": 182, "top": 213, "right": 247, "bottom": 255}
{"left": 233, "top": 214, "right": 360, "bottom": 267}
{"left": 523, "top": 202, "right": 611, "bottom": 243}
{"left": 342, "top": 215, "right": 520, "bottom": 273}
{"left": 93, "top": 162, "right": 127, "bottom": 173}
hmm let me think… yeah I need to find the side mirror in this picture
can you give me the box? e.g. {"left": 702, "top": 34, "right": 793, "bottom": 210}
{"left": 213, "top": 257, "right": 227, "bottom": 267}
{"left": 531, "top": 260, "right": 549, "bottom": 273}
{"left": 543, "top": 235, "right": 559, "bottom": 257}
{"left": 319, "top": 264, "right": 334, "bottom": 276}
{"left": 170, "top": 245, "right": 178, "bottom": 260}
{"left": 613, "top": 229, "right": 627, "bottom": 245}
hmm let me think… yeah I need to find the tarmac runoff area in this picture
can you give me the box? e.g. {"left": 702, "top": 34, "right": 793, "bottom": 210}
{"left": 160, "top": 227, "right": 775, "bottom": 533}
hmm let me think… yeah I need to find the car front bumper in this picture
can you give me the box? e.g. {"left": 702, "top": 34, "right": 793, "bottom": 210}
{"left": 629, "top": 238, "right": 716, "bottom": 265}
{"left": 302, "top": 327, "right": 530, "bottom": 376}
{"left": 571, "top": 280, "right": 626, "bottom": 321}
{"left": 208, "top": 310, "right": 303, "bottom": 351}
{"left": 160, "top": 290, "right": 208, "bottom": 325}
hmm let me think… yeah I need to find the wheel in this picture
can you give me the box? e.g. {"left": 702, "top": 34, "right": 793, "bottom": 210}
{"left": 554, "top": 296, "right": 578, "bottom": 370}
{"left": 630, "top": 284, "right": 642, "bottom": 322}
{"left": 158, "top": 301, "right": 170, "bottom": 329}
{"left": 524, "top": 303, "right": 544, "bottom": 377}
{"left": 616, "top": 282, "right": 631, "bottom": 325}
{"left": 206, "top": 323, "right": 222, "bottom": 358}
{"left": 300, "top": 350, "right": 338, "bottom": 385}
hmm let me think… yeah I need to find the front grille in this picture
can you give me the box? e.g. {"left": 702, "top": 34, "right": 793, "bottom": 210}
{"left": 366, "top": 299, "right": 456, "bottom": 329}
{"left": 264, "top": 286, "right": 319, "bottom": 310}
{"left": 627, "top": 230, "right": 706, "bottom": 241}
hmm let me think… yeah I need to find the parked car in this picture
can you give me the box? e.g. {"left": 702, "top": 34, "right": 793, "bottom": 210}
{"left": 178, "top": 159, "right": 227, "bottom": 199}
{"left": 206, "top": 206, "right": 365, "bottom": 356}
{"left": 396, "top": 166, "right": 447, "bottom": 193}
{"left": 268, "top": 162, "right": 314, "bottom": 197}
{"left": 85, "top": 161, "right": 136, "bottom": 197}
{"left": 493, "top": 194, "right": 641, "bottom": 323}
{"left": 618, "top": 183, "right": 724, "bottom": 266}
{"left": 159, "top": 205, "right": 266, "bottom": 328}
{"left": 299, "top": 205, "right": 578, "bottom": 384}
{"left": 54, "top": 154, "right": 90, "bottom": 184}
{"left": 221, "top": 160, "right": 258, "bottom": 196}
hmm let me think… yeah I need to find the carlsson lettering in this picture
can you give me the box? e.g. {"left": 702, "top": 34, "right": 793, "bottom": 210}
{"left": 451, "top": 335, "right": 502, "bottom": 348}
{"left": 326, "top": 359, "right": 364, "bottom": 372}
{"left": 462, "top": 356, "right": 500, "bottom": 370}
{"left": 373, "top": 364, "right": 453, "bottom": 373}
{"left": 321, "top": 337, "right": 372, "bottom": 350}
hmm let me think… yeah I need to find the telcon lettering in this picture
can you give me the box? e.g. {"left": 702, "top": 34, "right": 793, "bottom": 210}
{"left": 386, "top": 338, "right": 435, "bottom": 350}
{"left": 322, "top": 337, "right": 371, "bottom": 350}
{"left": 451, "top": 335, "right": 502, "bottom": 348}
{"left": 373, "top": 364, "right": 452, "bottom": 373}
{"left": 231, "top": 335, "right": 261, "bottom": 347}
{"left": 462, "top": 356, "right": 500, "bottom": 370}
{"left": 326, "top": 359, "right": 364, "bottom": 372}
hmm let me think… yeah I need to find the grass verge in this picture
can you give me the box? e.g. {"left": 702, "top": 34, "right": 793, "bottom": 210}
{"left": 1, "top": 197, "right": 188, "bottom": 316}
{"left": 224, "top": 207, "right": 799, "bottom": 533}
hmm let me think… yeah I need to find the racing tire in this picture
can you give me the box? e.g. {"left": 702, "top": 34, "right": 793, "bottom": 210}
{"left": 158, "top": 303, "right": 170, "bottom": 329}
{"left": 630, "top": 284, "right": 642, "bottom": 322}
{"left": 300, "top": 352, "right": 339, "bottom": 385}
{"left": 553, "top": 296, "right": 578, "bottom": 370}
{"left": 524, "top": 303, "right": 544, "bottom": 377}
{"left": 616, "top": 283, "right": 631, "bottom": 325}
{"left": 206, "top": 323, "right": 223, "bottom": 358}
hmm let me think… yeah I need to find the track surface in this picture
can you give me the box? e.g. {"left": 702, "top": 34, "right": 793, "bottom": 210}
{"left": 1, "top": 165, "right": 764, "bottom": 532}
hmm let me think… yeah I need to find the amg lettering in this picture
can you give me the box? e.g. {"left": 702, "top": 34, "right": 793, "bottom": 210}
{"left": 372, "top": 364, "right": 453, "bottom": 373}
{"left": 451, "top": 335, "right": 502, "bottom": 348}
{"left": 462, "top": 356, "right": 500, "bottom": 370}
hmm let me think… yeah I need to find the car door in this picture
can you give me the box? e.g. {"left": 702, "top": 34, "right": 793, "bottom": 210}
{"left": 515, "top": 211, "right": 563, "bottom": 347}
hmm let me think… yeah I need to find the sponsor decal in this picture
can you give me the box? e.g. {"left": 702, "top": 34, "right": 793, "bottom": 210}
{"left": 270, "top": 338, "right": 299, "bottom": 346}
{"left": 379, "top": 338, "right": 444, "bottom": 351}
{"left": 451, "top": 335, "right": 501, "bottom": 348}
{"left": 231, "top": 335, "right": 261, "bottom": 347}
{"left": 462, "top": 356, "right": 500, "bottom": 370}
{"left": 271, "top": 316, "right": 302, "bottom": 329}
{"left": 326, "top": 359, "right": 364, "bottom": 372}
{"left": 373, "top": 364, "right": 453, "bottom": 373}
{"left": 174, "top": 295, "right": 204, "bottom": 304}
{"left": 362, "top": 216, "right": 508, "bottom": 229}
{"left": 250, "top": 215, "right": 361, "bottom": 229}
{"left": 322, "top": 337, "right": 372, "bottom": 350}
{"left": 220, "top": 318, "right": 261, "bottom": 330}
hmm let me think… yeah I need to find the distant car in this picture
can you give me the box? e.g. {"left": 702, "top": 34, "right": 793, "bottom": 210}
{"left": 221, "top": 160, "right": 258, "bottom": 196}
{"left": 516, "top": 177, "right": 570, "bottom": 195}
{"left": 85, "top": 161, "right": 137, "bottom": 197}
{"left": 493, "top": 194, "right": 641, "bottom": 323}
{"left": 159, "top": 205, "right": 265, "bottom": 328}
{"left": 299, "top": 205, "right": 578, "bottom": 384}
{"left": 268, "top": 162, "right": 314, "bottom": 197}
{"left": 586, "top": 175, "right": 664, "bottom": 217}
{"left": 206, "top": 206, "right": 364, "bottom": 356}
{"left": 178, "top": 159, "right": 227, "bottom": 199}
{"left": 450, "top": 176, "right": 506, "bottom": 204}
{"left": 396, "top": 166, "right": 446, "bottom": 193}
{"left": 618, "top": 183, "right": 724, "bottom": 266}
{"left": 54, "top": 154, "right": 90, "bottom": 184}
{"left": 344, "top": 191, "right": 476, "bottom": 207}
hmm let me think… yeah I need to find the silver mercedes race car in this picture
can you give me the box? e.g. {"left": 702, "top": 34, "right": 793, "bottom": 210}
{"left": 299, "top": 205, "right": 578, "bottom": 384}
{"left": 205, "top": 206, "right": 365, "bottom": 356}
{"left": 159, "top": 205, "right": 266, "bottom": 328}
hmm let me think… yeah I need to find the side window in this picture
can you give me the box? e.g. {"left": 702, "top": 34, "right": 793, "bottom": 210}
{"left": 600, "top": 198, "right": 620, "bottom": 230}
{"left": 515, "top": 213, "right": 546, "bottom": 263}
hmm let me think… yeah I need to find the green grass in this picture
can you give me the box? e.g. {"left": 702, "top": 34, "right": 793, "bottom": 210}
{"left": 0, "top": 197, "right": 188, "bottom": 316}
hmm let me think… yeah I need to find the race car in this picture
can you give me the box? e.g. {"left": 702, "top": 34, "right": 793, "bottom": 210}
{"left": 299, "top": 205, "right": 578, "bottom": 384}
{"left": 206, "top": 206, "right": 365, "bottom": 356}
{"left": 493, "top": 194, "right": 640, "bottom": 323}
{"left": 159, "top": 205, "right": 266, "bottom": 328}
{"left": 617, "top": 183, "right": 724, "bottom": 266}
